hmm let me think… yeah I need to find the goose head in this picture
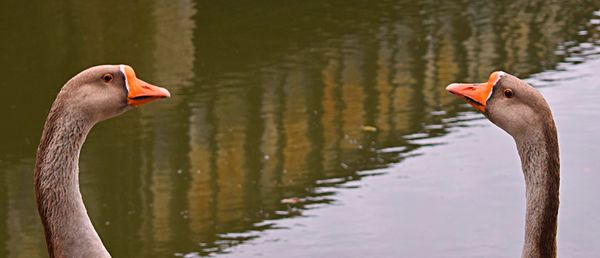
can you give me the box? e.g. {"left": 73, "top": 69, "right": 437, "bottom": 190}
{"left": 446, "top": 71, "right": 552, "bottom": 140}
{"left": 56, "top": 64, "right": 170, "bottom": 122}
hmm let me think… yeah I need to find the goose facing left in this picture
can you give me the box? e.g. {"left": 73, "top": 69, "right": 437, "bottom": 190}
{"left": 35, "top": 65, "right": 170, "bottom": 258}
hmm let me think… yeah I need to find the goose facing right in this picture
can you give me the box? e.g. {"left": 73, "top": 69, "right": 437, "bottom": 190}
{"left": 446, "top": 71, "right": 559, "bottom": 258}
{"left": 35, "top": 65, "right": 170, "bottom": 258}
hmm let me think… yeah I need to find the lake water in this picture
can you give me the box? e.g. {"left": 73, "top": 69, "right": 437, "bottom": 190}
{"left": 0, "top": 1, "right": 599, "bottom": 257}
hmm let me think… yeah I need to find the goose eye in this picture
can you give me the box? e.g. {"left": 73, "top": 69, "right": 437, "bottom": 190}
{"left": 102, "top": 74, "right": 113, "bottom": 83}
{"left": 504, "top": 89, "right": 514, "bottom": 98}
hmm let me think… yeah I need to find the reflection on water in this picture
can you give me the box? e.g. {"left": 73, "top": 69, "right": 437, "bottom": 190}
{"left": 0, "top": 0, "right": 599, "bottom": 257}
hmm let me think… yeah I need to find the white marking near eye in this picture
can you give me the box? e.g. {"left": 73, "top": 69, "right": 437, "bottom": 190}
{"left": 119, "top": 64, "right": 130, "bottom": 94}
{"left": 487, "top": 71, "right": 505, "bottom": 101}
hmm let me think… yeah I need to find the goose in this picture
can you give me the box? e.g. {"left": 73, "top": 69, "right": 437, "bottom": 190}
{"left": 34, "top": 65, "right": 170, "bottom": 258}
{"left": 446, "top": 71, "right": 559, "bottom": 258}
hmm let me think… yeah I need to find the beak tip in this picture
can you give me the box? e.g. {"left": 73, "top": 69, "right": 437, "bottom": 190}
{"left": 156, "top": 87, "right": 171, "bottom": 98}
{"left": 445, "top": 83, "right": 459, "bottom": 94}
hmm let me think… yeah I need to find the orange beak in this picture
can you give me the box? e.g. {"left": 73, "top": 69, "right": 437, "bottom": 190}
{"left": 120, "top": 65, "right": 171, "bottom": 106}
{"left": 445, "top": 71, "right": 504, "bottom": 113}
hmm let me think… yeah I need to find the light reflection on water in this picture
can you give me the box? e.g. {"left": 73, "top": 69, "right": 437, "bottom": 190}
{"left": 0, "top": 1, "right": 599, "bottom": 257}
